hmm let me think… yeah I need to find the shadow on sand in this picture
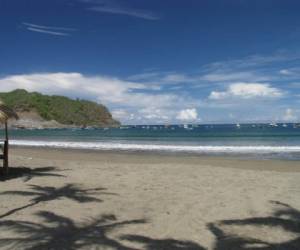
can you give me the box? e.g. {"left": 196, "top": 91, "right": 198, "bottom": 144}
{"left": 207, "top": 201, "right": 300, "bottom": 250}
{"left": 0, "top": 175, "right": 299, "bottom": 250}
{"left": 0, "top": 210, "right": 208, "bottom": 250}
{"left": 0, "top": 182, "right": 208, "bottom": 250}
{"left": 0, "top": 184, "right": 116, "bottom": 219}
{"left": 0, "top": 211, "right": 146, "bottom": 250}
{"left": 122, "top": 235, "right": 205, "bottom": 250}
{"left": 0, "top": 166, "right": 65, "bottom": 182}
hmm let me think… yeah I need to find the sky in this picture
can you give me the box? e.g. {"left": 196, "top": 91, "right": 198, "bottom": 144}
{"left": 1, "top": 0, "right": 300, "bottom": 124}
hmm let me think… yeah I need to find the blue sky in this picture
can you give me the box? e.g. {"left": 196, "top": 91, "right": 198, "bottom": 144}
{"left": 1, "top": 0, "right": 300, "bottom": 124}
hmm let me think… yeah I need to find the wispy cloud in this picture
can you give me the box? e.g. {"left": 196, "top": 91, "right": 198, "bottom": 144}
{"left": 127, "top": 71, "right": 198, "bottom": 88}
{"left": 200, "top": 71, "right": 271, "bottom": 83}
{"left": 80, "top": 0, "right": 160, "bottom": 20}
{"left": 23, "top": 23, "right": 76, "bottom": 31}
{"left": 26, "top": 27, "right": 70, "bottom": 36}
{"left": 202, "top": 51, "right": 300, "bottom": 72}
{"left": 127, "top": 51, "right": 300, "bottom": 90}
{"left": 279, "top": 67, "right": 300, "bottom": 79}
{"left": 22, "top": 22, "right": 77, "bottom": 36}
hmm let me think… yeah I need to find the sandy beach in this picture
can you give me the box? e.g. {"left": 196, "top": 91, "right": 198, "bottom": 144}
{"left": 0, "top": 147, "right": 299, "bottom": 249}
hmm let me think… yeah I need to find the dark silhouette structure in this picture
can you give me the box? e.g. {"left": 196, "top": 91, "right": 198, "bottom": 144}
{"left": 0, "top": 102, "right": 18, "bottom": 174}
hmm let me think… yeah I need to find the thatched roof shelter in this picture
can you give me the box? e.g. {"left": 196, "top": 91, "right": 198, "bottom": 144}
{"left": 0, "top": 101, "right": 18, "bottom": 174}
{"left": 0, "top": 102, "right": 19, "bottom": 124}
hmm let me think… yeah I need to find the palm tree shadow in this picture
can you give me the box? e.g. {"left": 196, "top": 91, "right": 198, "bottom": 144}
{"left": 121, "top": 235, "right": 206, "bottom": 250}
{"left": 0, "top": 166, "right": 66, "bottom": 182}
{"left": 0, "top": 184, "right": 116, "bottom": 219}
{"left": 0, "top": 211, "right": 146, "bottom": 250}
{"left": 207, "top": 201, "right": 300, "bottom": 250}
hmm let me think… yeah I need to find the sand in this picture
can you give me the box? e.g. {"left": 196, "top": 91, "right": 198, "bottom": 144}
{"left": 0, "top": 147, "right": 299, "bottom": 249}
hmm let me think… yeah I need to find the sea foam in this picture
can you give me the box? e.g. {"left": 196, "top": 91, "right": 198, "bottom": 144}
{"left": 10, "top": 140, "right": 300, "bottom": 154}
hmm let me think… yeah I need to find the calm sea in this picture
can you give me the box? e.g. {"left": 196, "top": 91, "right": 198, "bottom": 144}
{"left": 5, "top": 123, "right": 300, "bottom": 160}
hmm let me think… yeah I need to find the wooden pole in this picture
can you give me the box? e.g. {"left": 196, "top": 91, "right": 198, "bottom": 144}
{"left": 5, "top": 121, "right": 8, "bottom": 141}
{"left": 3, "top": 122, "right": 8, "bottom": 174}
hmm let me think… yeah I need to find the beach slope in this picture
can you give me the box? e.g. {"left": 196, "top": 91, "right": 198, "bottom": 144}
{"left": 0, "top": 148, "right": 299, "bottom": 249}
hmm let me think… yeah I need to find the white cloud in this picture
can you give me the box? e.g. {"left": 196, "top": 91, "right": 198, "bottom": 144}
{"left": 0, "top": 72, "right": 200, "bottom": 124}
{"left": 176, "top": 108, "right": 198, "bottom": 121}
{"left": 112, "top": 108, "right": 172, "bottom": 124}
{"left": 282, "top": 108, "right": 297, "bottom": 121}
{"left": 0, "top": 73, "right": 178, "bottom": 107}
{"left": 139, "top": 108, "right": 170, "bottom": 122}
{"left": 111, "top": 109, "right": 129, "bottom": 120}
{"left": 209, "top": 83, "right": 284, "bottom": 100}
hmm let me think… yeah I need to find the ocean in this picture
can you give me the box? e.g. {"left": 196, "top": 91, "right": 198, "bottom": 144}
{"left": 5, "top": 123, "right": 300, "bottom": 160}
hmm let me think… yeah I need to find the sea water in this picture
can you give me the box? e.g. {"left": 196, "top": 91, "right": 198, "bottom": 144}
{"left": 3, "top": 123, "right": 300, "bottom": 160}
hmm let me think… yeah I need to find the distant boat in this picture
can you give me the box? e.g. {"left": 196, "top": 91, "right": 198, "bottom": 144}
{"left": 183, "top": 124, "right": 193, "bottom": 130}
{"left": 282, "top": 124, "right": 288, "bottom": 128}
{"left": 293, "top": 123, "right": 300, "bottom": 128}
{"left": 236, "top": 123, "right": 241, "bottom": 128}
{"left": 85, "top": 126, "right": 96, "bottom": 130}
{"left": 269, "top": 122, "right": 278, "bottom": 127}
{"left": 120, "top": 126, "right": 129, "bottom": 129}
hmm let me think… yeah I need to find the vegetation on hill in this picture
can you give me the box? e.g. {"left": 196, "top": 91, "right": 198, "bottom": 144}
{"left": 0, "top": 89, "right": 120, "bottom": 127}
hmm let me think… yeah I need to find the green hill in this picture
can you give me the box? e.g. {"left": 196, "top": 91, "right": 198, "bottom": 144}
{"left": 0, "top": 89, "right": 120, "bottom": 127}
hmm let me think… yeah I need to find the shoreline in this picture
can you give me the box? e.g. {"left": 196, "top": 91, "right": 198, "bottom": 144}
{"left": 9, "top": 141, "right": 300, "bottom": 161}
{"left": 11, "top": 146, "right": 300, "bottom": 172}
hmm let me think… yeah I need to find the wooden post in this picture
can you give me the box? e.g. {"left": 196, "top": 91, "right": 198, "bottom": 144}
{"left": 5, "top": 121, "right": 8, "bottom": 141}
{"left": 3, "top": 122, "right": 8, "bottom": 174}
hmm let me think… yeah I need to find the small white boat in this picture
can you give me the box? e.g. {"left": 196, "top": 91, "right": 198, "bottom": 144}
{"left": 120, "top": 126, "right": 130, "bottom": 130}
{"left": 269, "top": 122, "right": 278, "bottom": 127}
